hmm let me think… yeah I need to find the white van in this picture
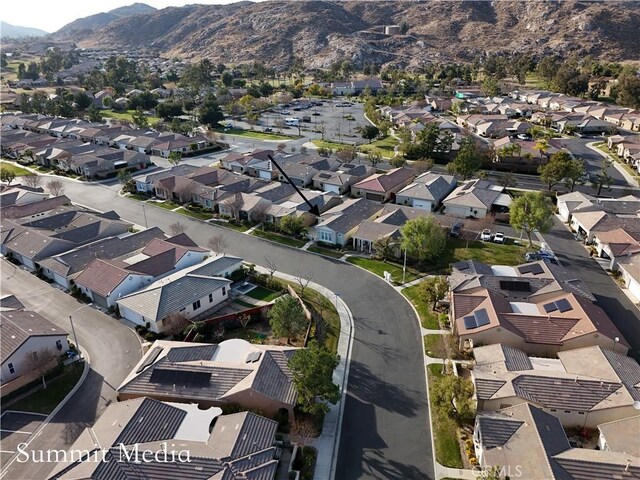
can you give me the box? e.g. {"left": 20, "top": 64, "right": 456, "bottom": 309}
{"left": 284, "top": 118, "right": 300, "bottom": 126}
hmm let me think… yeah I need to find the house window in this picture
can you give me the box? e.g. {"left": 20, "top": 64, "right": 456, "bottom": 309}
{"left": 192, "top": 300, "right": 201, "bottom": 310}
{"left": 8, "top": 363, "right": 15, "bottom": 374}
{"left": 209, "top": 293, "right": 213, "bottom": 303}
{"left": 550, "top": 409, "right": 557, "bottom": 412}
{"left": 222, "top": 287, "right": 226, "bottom": 296}
{"left": 180, "top": 307, "right": 186, "bottom": 312}
{"left": 564, "top": 410, "right": 571, "bottom": 414}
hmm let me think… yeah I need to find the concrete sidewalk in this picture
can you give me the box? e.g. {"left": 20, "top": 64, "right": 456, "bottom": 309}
{"left": 252, "top": 266, "right": 354, "bottom": 480}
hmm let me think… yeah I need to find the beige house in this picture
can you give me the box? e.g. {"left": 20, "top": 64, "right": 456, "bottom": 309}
{"left": 117, "top": 339, "right": 298, "bottom": 418}
{"left": 351, "top": 167, "right": 415, "bottom": 202}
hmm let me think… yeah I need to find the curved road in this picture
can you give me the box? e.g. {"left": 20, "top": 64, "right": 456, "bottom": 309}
{"left": 47, "top": 177, "right": 434, "bottom": 479}
{"left": 1, "top": 260, "right": 143, "bottom": 480}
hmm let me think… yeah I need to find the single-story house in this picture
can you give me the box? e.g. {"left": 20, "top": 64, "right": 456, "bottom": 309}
{"left": 313, "top": 198, "right": 383, "bottom": 247}
{"left": 351, "top": 167, "right": 415, "bottom": 202}
{"left": 395, "top": 172, "right": 457, "bottom": 211}
{"left": 313, "top": 163, "right": 374, "bottom": 195}
{"left": 616, "top": 254, "right": 640, "bottom": 304}
{"left": 442, "top": 179, "right": 512, "bottom": 219}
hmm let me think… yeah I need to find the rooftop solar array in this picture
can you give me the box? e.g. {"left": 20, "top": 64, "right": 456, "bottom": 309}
{"left": 150, "top": 368, "right": 212, "bottom": 387}
{"left": 463, "top": 308, "right": 491, "bottom": 329}
{"left": 499, "top": 280, "right": 531, "bottom": 292}
{"left": 543, "top": 298, "right": 573, "bottom": 314}
{"left": 518, "top": 264, "right": 544, "bottom": 275}
{"left": 245, "top": 351, "right": 263, "bottom": 363}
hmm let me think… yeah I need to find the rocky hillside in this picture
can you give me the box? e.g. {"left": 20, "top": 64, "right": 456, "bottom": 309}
{"left": 52, "top": 3, "right": 157, "bottom": 40}
{"left": 1, "top": 21, "right": 48, "bottom": 38}
{"left": 53, "top": 1, "right": 640, "bottom": 68}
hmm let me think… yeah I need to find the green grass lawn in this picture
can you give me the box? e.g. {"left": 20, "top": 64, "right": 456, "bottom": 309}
{"left": 102, "top": 109, "right": 161, "bottom": 126}
{"left": 252, "top": 229, "right": 307, "bottom": 248}
{"left": 210, "top": 220, "right": 251, "bottom": 232}
{"left": 127, "top": 193, "right": 151, "bottom": 201}
{"left": 307, "top": 245, "right": 344, "bottom": 259}
{"left": 176, "top": 207, "right": 213, "bottom": 220}
{"left": 425, "top": 238, "right": 528, "bottom": 274}
{"left": 8, "top": 363, "right": 84, "bottom": 415}
{"left": 402, "top": 285, "right": 441, "bottom": 330}
{"left": 149, "top": 200, "right": 180, "bottom": 210}
{"left": 218, "top": 126, "right": 295, "bottom": 140}
{"left": 427, "top": 364, "right": 464, "bottom": 469}
{"left": 312, "top": 139, "right": 353, "bottom": 150}
{"left": 0, "top": 161, "right": 32, "bottom": 176}
{"left": 358, "top": 136, "right": 399, "bottom": 159}
{"left": 346, "top": 257, "right": 420, "bottom": 284}
{"left": 245, "top": 286, "right": 282, "bottom": 302}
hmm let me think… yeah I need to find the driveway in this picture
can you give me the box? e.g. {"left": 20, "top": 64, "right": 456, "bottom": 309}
{"left": 0, "top": 412, "right": 46, "bottom": 468}
{"left": 0, "top": 261, "right": 142, "bottom": 480}
{"left": 543, "top": 218, "right": 640, "bottom": 360}
{"left": 32, "top": 176, "right": 434, "bottom": 479}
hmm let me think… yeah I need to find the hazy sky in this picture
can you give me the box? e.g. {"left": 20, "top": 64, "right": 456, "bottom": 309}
{"left": 2, "top": 0, "right": 257, "bottom": 33}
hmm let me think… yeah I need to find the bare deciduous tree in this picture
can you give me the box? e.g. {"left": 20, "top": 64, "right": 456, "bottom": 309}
{"left": 22, "top": 174, "right": 42, "bottom": 188}
{"left": 46, "top": 179, "right": 65, "bottom": 197}
{"left": 294, "top": 270, "right": 313, "bottom": 296}
{"left": 208, "top": 234, "right": 229, "bottom": 256}
{"left": 24, "top": 348, "right": 57, "bottom": 389}
{"left": 251, "top": 201, "right": 270, "bottom": 223}
{"left": 290, "top": 418, "right": 318, "bottom": 448}
{"left": 162, "top": 313, "right": 189, "bottom": 337}
{"left": 169, "top": 222, "right": 186, "bottom": 235}
{"left": 264, "top": 255, "right": 278, "bottom": 278}
{"left": 225, "top": 193, "right": 244, "bottom": 219}
{"left": 213, "top": 322, "right": 226, "bottom": 341}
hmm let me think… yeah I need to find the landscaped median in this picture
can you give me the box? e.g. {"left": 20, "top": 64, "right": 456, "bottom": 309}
{"left": 402, "top": 284, "right": 442, "bottom": 330}
{"left": 346, "top": 256, "right": 421, "bottom": 284}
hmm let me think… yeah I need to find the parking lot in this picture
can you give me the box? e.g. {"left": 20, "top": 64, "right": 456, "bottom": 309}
{"left": 256, "top": 98, "right": 368, "bottom": 144}
{"left": 0, "top": 411, "right": 47, "bottom": 467}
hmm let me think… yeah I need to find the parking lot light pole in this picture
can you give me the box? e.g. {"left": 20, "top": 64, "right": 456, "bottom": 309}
{"left": 69, "top": 303, "right": 93, "bottom": 357}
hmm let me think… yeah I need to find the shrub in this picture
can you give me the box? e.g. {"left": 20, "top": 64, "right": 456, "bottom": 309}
{"left": 229, "top": 267, "right": 247, "bottom": 283}
{"left": 144, "top": 331, "right": 157, "bottom": 341}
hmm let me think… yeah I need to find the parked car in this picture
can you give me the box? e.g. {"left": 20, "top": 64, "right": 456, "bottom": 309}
{"left": 450, "top": 222, "right": 464, "bottom": 238}
{"left": 263, "top": 127, "right": 273, "bottom": 132}
{"left": 525, "top": 250, "right": 554, "bottom": 262}
{"left": 302, "top": 116, "right": 312, "bottom": 123}
{"left": 517, "top": 133, "right": 532, "bottom": 140}
{"left": 280, "top": 110, "right": 292, "bottom": 115}
{"left": 480, "top": 229, "right": 492, "bottom": 241}
{"left": 312, "top": 112, "right": 321, "bottom": 116}
{"left": 493, "top": 232, "right": 505, "bottom": 244}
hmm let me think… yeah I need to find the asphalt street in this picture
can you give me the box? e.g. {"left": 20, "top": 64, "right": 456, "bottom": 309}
{"left": 30, "top": 176, "right": 435, "bottom": 480}
{"left": 543, "top": 218, "right": 640, "bottom": 361}
{"left": 0, "top": 261, "right": 142, "bottom": 480}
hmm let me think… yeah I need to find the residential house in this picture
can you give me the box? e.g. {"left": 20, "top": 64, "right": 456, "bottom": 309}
{"left": 330, "top": 78, "right": 383, "bottom": 95}
{"left": 472, "top": 344, "right": 640, "bottom": 428}
{"left": 1, "top": 309, "right": 69, "bottom": 396}
{"left": 592, "top": 228, "right": 640, "bottom": 269}
{"left": 616, "top": 254, "right": 640, "bottom": 304}
{"left": 0, "top": 185, "right": 48, "bottom": 207}
{"left": 474, "top": 402, "right": 640, "bottom": 480}
{"left": 557, "top": 191, "right": 597, "bottom": 222}
{"left": 351, "top": 204, "right": 432, "bottom": 253}
{"left": 38, "top": 227, "right": 165, "bottom": 289}
{"left": 48, "top": 398, "right": 281, "bottom": 480}
{"left": 621, "top": 114, "right": 640, "bottom": 132}
{"left": 570, "top": 210, "right": 640, "bottom": 244}
{"left": 313, "top": 163, "right": 374, "bottom": 195}
{"left": 312, "top": 198, "right": 383, "bottom": 247}
{"left": 135, "top": 164, "right": 200, "bottom": 193}
{"left": 492, "top": 136, "right": 558, "bottom": 173}
{"left": 395, "top": 172, "right": 457, "bottom": 211}
{"left": 597, "top": 415, "right": 640, "bottom": 457}
{"left": 351, "top": 167, "right": 415, "bottom": 202}
{"left": 74, "top": 233, "right": 209, "bottom": 308}
{"left": 117, "top": 339, "right": 297, "bottom": 417}
{"left": 442, "top": 179, "right": 512, "bottom": 219}
{"left": 450, "top": 260, "right": 627, "bottom": 356}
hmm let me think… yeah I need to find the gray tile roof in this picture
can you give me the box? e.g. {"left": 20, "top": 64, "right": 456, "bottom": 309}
{"left": 115, "top": 397, "right": 186, "bottom": 445}
{"left": 512, "top": 375, "right": 622, "bottom": 411}
{"left": 475, "top": 378, "right": 506, "bottom": 400}
{"left": 1, "top": 310, "right": 67, "bottom": 363}
{"left": 0, "top": 294, "right": 25, "bottom": 311}
{"left": 209, "top": 411, "right": 278, "bottom": 458}
{"left": 319, "top": 198, "right": 384, "bottom": 234}
{"left": 552, "top": 453, "right": 640, "bottom": 480}
{"left": 476, "top": 416, "right": 523, "bottom": 448}
{"left": 602, "top": 348, "right": 640, "bottom": 401}
{"left": 252, "top": 351, "right": 297, "bottom": 405}
{"left": 501, "top": 344, "right": 533, "bottom": 371}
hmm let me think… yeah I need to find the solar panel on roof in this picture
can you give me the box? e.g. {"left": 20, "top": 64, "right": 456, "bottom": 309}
{"left": 150, "top": 368, "right": 211, "bottom": 387}
{"left": 463, "top": 315, "right": 478, "bottom": 329}
{"left": 543, "top": 302, "right": 558, "bottom": 313}
{"left": 529, "top": 264, "right": 544, "bottom": 275}
{"left": 461, "top": 182, "right": 473, "bottom": 191}
{"left": 518, "top": 265, "right": 533, "bottom": 274}
{"left": 555, "top": 298, "right": 572, "bottom": 313}
{"left": 474, "top": 309, "right": 490, "bottom": 327}
{"left": 245, "top": 351, "right": 262, "bottom": 363}
{"left": 499, "top": 280, "right": 531, "bottom": 292}
{"left": 135, "top": 346, "right": 163, "bottom": 373}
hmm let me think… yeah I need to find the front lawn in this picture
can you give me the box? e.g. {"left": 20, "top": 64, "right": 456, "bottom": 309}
{"left": 427, "top": 364, "right": 464, "bottom": 469}
{"left": 210, "top": 220, "right": 251, "bottom": 232}
{"left": 245, "top": 286, "right": 282, "bottom": 302}
{"left": 403, "top": 285, "right": 441, "bottom": 330}
{"left": 0, "top": 161, "right": 32, "bottom": 176}
{"left": 346, "top": 256, "right": 420, "bottom": 284}
{"left": 176, "top": 207, "right": 213, "bottom": 220}
{"left": 149, "top": 200, "right": 180, "bottom": 210}
{"left": 311, "top": 139, "right": 353, "bottom": 150}
{"left": 218, "top": 126, "right": 295, "bottom": 140}
{"left": 358, "top": 136, "right": 399, "bottom": 159}
{"left": 127, "top": 193, "right": 151, "bottom": 201}
{"left": 425, "top": 238, "right": 527, "bottom": 274}
{"left": 252, "top": 229, "right": 307, "bottom": 248}
{"left": 307, "top": 245, "right": 344, "bottom": 259}
{"left": 7, "top": 363, "right": 84, "bottom": 415}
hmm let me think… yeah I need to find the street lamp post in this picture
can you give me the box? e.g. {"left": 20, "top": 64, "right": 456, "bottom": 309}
{"left": 142, "top": 202, "right": 148, "bottom": 228}
{"left": 69, "top": 303, "right": 93, "bottom": 357}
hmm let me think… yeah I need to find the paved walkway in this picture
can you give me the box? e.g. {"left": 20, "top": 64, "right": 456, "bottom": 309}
{"left": 436, "top": 464, "right": 478, "bottom": 480}
{"left": 300, "top": 240, "right": 314, "bottom": 251}
{"left": 244, "top": 223, "right": 262, "bottom": 235}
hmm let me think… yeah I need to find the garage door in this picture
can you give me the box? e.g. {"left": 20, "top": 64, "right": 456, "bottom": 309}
{"left": 365, "top": 192, "right": 384, "bottom": 202}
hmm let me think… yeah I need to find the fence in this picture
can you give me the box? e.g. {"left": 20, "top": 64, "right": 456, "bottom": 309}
{"left": 183, "top": 304, "right": 272, "bottom": 342}
{"left": 287, "top": 285, "right": 315, "bottom": 346}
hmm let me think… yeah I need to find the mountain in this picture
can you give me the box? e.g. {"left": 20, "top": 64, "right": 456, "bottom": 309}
{"left": 1, "top": 21, "right": 48, "bottom": 38}
{"left": 52, "top": 1, "right": 640, "bottom": 69}
{"left": 52, "top": 3, "right": 157, "bottom": 40}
